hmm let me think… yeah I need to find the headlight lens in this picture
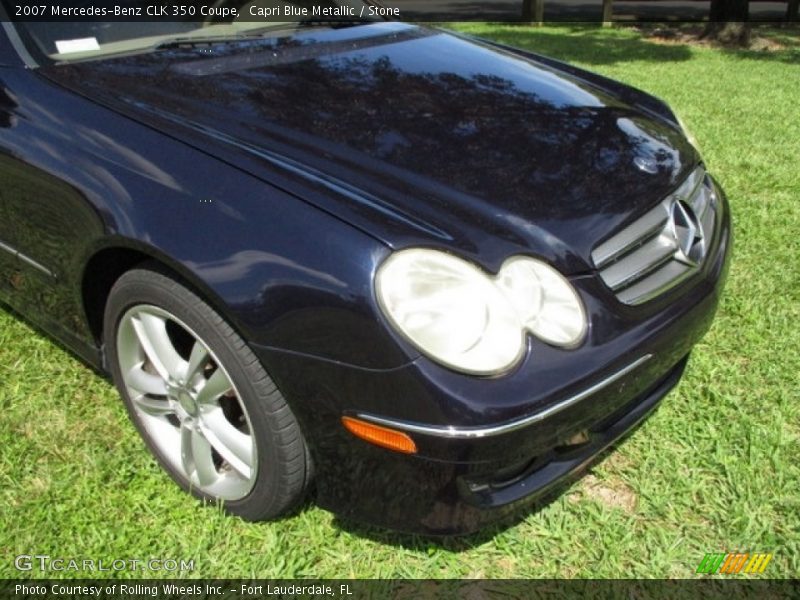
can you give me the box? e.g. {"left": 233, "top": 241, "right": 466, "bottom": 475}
{"left": 376, "top": 249, "right": 587, "bottom": 375}
{"left": 494, "top": 257, "right": 587, "bottom": 347}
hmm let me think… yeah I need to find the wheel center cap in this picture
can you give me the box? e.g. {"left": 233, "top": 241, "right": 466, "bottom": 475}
{"left": 177, "top": 390, "right": 198, "bottom": 416}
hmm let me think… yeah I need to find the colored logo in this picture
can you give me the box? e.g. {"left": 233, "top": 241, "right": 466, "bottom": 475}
{"left": 696, "top": 552, "right": 773, "bottom": 575}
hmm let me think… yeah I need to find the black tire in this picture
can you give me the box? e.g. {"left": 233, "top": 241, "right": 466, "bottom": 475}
{"left": 103, "top": 265, "right": 312, "bottom": 521}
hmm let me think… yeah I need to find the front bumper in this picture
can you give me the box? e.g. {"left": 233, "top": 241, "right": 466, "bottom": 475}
{"left": 253, "top": 183, "right": 732, "bottom": 535}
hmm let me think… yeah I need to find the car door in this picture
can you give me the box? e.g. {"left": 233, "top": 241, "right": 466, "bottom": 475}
{"left": 0, "top": 25, "right": 102, "bottom": 352}
{"left": 0, "top": 72, "right": 102, "bottom": 339}
{"left": 0, "top": 43, "right": 22, "bottom": 300}
{"left": 0, "top": 175, "right": 17, "bottom": 300}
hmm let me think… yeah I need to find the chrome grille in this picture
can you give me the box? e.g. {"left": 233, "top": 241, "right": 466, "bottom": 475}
{"left": 592, "top": 167, "right": 718, "bottom": 305}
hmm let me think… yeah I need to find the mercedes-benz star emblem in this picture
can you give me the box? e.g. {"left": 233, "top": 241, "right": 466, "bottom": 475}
{"left": 670, "top": 200, "right": 705, "bottom": 266}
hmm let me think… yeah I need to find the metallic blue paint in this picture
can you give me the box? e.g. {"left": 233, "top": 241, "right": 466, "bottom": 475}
{"left": 0, "top": 21, "right": 730, "bottom": 534}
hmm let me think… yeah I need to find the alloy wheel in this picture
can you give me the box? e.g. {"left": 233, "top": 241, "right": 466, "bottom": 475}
{"left": 115, "top": 304, "right": 257, "bottom": 500}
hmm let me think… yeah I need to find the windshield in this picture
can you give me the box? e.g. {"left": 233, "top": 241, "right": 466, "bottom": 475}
{"left": 5, "top": 0, "right": 374, "bottom": 62}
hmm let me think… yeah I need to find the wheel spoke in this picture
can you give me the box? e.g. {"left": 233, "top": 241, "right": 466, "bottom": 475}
{"left": 184, "top": 341, "right": 210, "bottom": 384}
{"left": 196, "top": 369, "right": 233, "bottom": 405}
{"left": 131, "top": 312, "right": 185, "bottom": 382}
{"left": 126, "top": 364, "right": 167, "bottom": 396}
{"left": 181, "top": 424, "right": 217, "bottom": 487}
{"left": 200, "top": 408, "right": 253, "bottom": 479}
{"left": 132, "top": 395, "right": 176, "bottom": 417}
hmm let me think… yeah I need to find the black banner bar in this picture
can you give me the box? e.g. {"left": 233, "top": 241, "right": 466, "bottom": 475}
{"left": 1, "top": 0, "right": 795, "bottom": 23}
{"left": 3, "top": 579, "right": 800, "bottom": 600}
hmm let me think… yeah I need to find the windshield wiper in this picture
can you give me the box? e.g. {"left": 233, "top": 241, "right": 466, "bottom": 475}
{"left": 153, "top": 34, "right": 256, "bottom": 50}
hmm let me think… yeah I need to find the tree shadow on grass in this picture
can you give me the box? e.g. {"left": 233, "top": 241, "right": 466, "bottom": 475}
{"left": 453, "top": 22, "right": 800, "bottom": 66}
{"left": 634, "top": 22, "right": 800, "bottom": 65}
{"left": 720, "top": 41, "right": 800, "bottom": 64}
{"left": 451, "top": 23, "right": 694, "bottom": 66}
{"left": 721, "top": 27, "right": 800, "bottom": 65}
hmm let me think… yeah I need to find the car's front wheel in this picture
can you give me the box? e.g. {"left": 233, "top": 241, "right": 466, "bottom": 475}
{"left": 103, "top": 265, "right": 311, "bottom": 520}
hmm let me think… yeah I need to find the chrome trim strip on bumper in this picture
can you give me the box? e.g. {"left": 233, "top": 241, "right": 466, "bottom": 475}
{"left": 356, "top": 354, "right": 653, "bottom": 439}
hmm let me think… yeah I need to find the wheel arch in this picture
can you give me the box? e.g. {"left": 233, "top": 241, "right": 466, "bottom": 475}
{"left": 80, "top": 240, "right": 247, "bottom": 352}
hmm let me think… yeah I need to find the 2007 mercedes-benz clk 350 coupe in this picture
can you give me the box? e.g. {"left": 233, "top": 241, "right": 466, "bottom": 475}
{"left": 0, "top": 5, "right": 730, "bottom": 534}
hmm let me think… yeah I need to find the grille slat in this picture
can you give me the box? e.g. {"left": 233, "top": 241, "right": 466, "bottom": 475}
{"left": 601, "top": 233, "right": 678, "bottom": 290}
{"left": 701, "top": 202, "right": 715, "bottom": 239}
{"left": 691, "top": 177, "right": 714, "bottom": 220}
{"left": 616, "top": 261, "right": 694, "bottom": 305}
{"left": 592, "top": 166, "right": 718, "bottom": 305}
{"left": 592, "top": 204, "right": 669, "bottom": 269}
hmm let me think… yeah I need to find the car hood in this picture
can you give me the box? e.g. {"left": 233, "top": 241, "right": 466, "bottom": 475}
{"left": 42, "top": 22, "right": 698, "bottom": 274}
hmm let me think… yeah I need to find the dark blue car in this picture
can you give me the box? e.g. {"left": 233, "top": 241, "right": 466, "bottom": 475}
{"left": 0, "top": 6, "right": 730, "bottom": 534}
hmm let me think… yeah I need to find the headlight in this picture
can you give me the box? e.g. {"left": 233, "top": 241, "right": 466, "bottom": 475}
{"left": 375, "top": 249, "right": 587, "bottom": 376}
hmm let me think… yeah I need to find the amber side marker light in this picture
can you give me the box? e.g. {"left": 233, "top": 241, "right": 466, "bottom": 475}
{"left": 341, "top": 416, "right": 418, "bottom": 454}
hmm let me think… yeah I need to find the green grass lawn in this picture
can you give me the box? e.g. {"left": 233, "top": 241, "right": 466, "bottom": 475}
{"left": 1, "top": 25, "right": 798, "bottom": 579}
